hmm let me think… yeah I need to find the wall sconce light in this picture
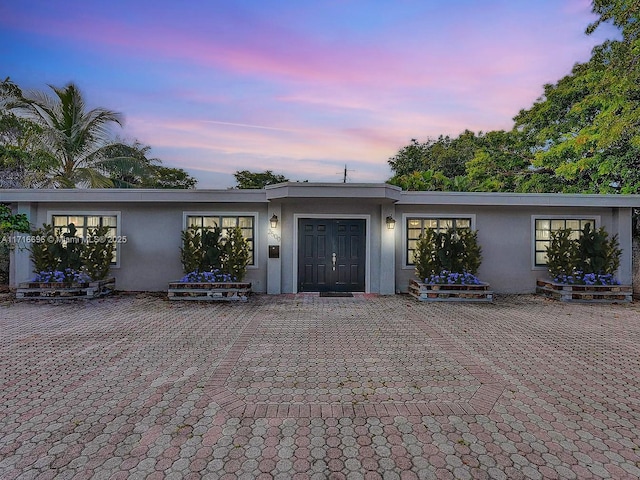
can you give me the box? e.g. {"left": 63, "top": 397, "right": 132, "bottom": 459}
{"left": 270, "top": 214, "right": 279, "bottom": 228}
{"left": 386, "top": 215, "right": 396, "bottom": 230}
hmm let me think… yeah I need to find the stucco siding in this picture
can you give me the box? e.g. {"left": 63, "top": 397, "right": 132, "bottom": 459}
{"left": 395, "top": 205, "right": 627, "bottom": 294}
{"left": 19, "top": 202, "right": 269, "bottom": 292}
{"left": 3, "top": 185, "right": 638, "bottom": 294}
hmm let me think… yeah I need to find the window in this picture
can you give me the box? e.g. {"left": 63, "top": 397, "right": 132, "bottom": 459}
{"left": 406, "top": 217, "right": 472, "bottom": 265}
{"left": 534, "top": 218, "right": 595, "bottom": 266}
{"left": 51, "top": 214, "right": 119, "bottom": 264}
{"left": 186, "top": 215, "right": 255, "bottom": 265}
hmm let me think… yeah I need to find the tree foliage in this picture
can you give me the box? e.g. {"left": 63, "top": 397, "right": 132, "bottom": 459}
{"left": 4, "top": 82, "right": 144, "bottom": 187}
{"left": 233, "top": 170, "right": 288, "bottom": 189}
{"left": 104, "top": 141, "right": 197, "bottom": 189}
{"left": 1, "top": 78, "right": 196, "bottom": 189}
{"left": 387, "top": 0, "right": 640, "bottom": 197}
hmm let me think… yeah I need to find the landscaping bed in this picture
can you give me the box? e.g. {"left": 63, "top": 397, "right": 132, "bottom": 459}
{"left": 536, "top": 278, "right": 631, "bottom": 303}
{"left": 16, "top": 278, "right": 115, "bottom": 300}
{"left": 167, "top": 281, "right": 251, "bottom": 301}
{"left": 409, "top": 279, "right": 493, "bottom": 302}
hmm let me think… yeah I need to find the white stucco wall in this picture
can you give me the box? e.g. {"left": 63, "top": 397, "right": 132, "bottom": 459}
{"left": 395, "top": 205, "right": 632, "bottom": 294}
{"left": 3, "top": 186, "right": 638, "bottom": 295}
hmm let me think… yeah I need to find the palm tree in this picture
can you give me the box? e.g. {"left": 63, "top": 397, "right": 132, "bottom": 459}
{"left": 7, "top": 82, "right": 150, "bottom": 188}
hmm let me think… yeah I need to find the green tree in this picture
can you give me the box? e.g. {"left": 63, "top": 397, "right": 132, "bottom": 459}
{"left": 388, "top": 130, "right": 481, "bottom": 179}
{"left": 104, "top": 141, "right": 197, "bottom": 189}
{"left": 233, "top": 170, "right": 288, "bottom": 189}
{"left": 6, "top": 82, "right": 151, "bottom": 188}
{"left": 514, "top": 0, "right": 640, "bottom": 194}
{"left": 388, "top": 129, "right": 531, "bottom": 191}
{"left": 0, "top": 78, "right": 47, "bottom": 187}
{"left": 466, "top": 130, "right": 531, "bottom": 192}
{"left": 142, "top": 165, "right": 197, "bottom": 189}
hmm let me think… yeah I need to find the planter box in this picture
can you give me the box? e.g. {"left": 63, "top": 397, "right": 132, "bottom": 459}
{"left": 16, "top": 278, "right": 115, "bottom": 300}
{"left": 167, "top": 281, "right": 252, "bottom": 302}
{"left": 536, "top": 278, "right": 632, "bottom": 303}
{"left": 409, "top": 279, "right": 493, "bottom": 302}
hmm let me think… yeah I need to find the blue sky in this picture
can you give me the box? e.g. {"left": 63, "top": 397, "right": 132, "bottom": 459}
{"left": 0, "top": 0, "right": 618, "bottom": 188}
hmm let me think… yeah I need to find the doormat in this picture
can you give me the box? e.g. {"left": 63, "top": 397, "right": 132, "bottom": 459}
{"left": 319, "top": 292, "right": 354, "bottom": 297}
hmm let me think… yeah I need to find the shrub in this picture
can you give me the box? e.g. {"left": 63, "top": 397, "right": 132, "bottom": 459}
{"left": 30, "top": 224, "right": 60, "bottom": 274}
{"left": 546, "top": 229, "right": 578, "bottom": 278}
{"left": 574, "top": 224, "right": 621, "bottom": 275}
{"left": 180, "top": 226, "right": 224, "bottom": 273}
{"left": 223, "top": 226, "right": 250, "bottom": 282}
{"left": 29, "top": 223, "right": 114, "bottom": 282}
{"left": 81, "top": 226, "right": 115, "bottom": 281}
{"left": 415, "top": 228, "right": 482, "bottom": 280}
{"left": 180, "top": 225, "right": 250, "bottom": 282}
{"left": 547, "top": 224, "right": 622, "bottom": 284}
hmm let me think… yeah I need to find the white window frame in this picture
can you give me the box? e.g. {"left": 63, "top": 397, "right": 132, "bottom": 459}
{"left": 182, "top": 212, "right": 259, "bottom": 268}
{"left": 47, "top": 211, "right": 122, "bottom": 268}
{"left": 402, "top": 213, "right": 476, "bottom": 269}
{"left": 531, "top": 215, "right": 600, "bottom": 270}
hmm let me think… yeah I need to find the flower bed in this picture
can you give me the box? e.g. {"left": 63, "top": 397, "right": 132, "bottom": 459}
{"left": 409, "top": 278, "right": 493, "bottom": 302}
{"left": 536, "top": 278, "right": 632, "bottom": 303}
{"left": 167, "top": 270, "right": 251, "bottom": 301}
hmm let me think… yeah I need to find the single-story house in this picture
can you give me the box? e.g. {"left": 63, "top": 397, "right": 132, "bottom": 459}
{"left": 2, "top": 183, "right": 638, "bottom": 294}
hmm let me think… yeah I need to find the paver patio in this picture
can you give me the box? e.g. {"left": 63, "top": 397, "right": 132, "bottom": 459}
{"left": 1, "top": 293, "right": 639, "bottom": 479}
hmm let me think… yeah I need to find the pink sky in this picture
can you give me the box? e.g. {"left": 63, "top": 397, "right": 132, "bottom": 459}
{"left": 0, "top": 0, "right": 618, "bottom": 187}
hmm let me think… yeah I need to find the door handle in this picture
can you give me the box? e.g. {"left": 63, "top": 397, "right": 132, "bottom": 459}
{"left": 332, "top": 252, "right": 336, "bottom": 271}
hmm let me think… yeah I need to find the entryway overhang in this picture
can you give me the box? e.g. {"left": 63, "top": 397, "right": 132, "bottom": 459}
{"left": 265, "top": 183, "right": 402, "bottom": 202}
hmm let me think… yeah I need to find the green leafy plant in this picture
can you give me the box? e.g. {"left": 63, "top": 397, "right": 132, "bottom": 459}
{"left": 180, "top": 225, "right": 250, "bottom": 281}
{"left": 180, "top": 226, "right": 224, "bottom": 273}
{"left": 1, "top": 204, "right": 31, "bottom": 284}
{"left": 223, "top": 226, "right": 250, "bottom": 282}
{"left": 546, "top": 229, "right": 578, "bottom": 278}
{"left": 575, "top": 224, "right": 621, "bottom": 275}
{"left": 29, "top": 222, "right": 114, "bottom": 282}
{"left": 547, "top": 225, "right": 622, "bottom": 282}
{"left": 0, "top": 204, "right": 30, "bottom": 235}
{"left": 81, "top": 225, "right": 115, "bottom": 281}
{"left": 51, "top": 223, "right": 84, "bottom": 272}
{"left": 415, "top": 228, "right": 482, "bottom": 280}
{"left": 30, "top": 224, "right": 60, "bottom": 273}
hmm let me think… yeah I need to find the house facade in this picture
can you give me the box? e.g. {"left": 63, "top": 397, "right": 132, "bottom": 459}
{"left": 2, "top": 184, "right": 638, "bottom": 294}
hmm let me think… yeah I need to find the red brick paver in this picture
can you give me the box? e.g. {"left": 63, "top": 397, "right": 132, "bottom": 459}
{"left": 1, "top": 293, "right": 639, "bottom": 478}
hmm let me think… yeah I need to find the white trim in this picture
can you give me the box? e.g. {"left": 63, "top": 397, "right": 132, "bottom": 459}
{"left": 530, "top": 215, "right": 600, "bottom": 270}
{"left": 401, "top": 213, "right": 477, "bottom": 269}
{"left": 182, "top": 211, "right": 259, "bottom": 268}
{"left": 293, "top": 214, "right": 371, "bottom": 293}
{"left": 46, "top": 210, "right": 122, "bottom": 268}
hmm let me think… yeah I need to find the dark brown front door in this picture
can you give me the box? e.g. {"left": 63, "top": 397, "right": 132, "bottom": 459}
{"left": 298, "top": 219, "right": 366, "bottom": 292}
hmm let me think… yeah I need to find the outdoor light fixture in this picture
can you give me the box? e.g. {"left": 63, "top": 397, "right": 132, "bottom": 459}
{"left": 386, "top": 215, "right": 396, "bottom": 230}
{"left": 270, "top": 214, "right": 279, "bottom": 228}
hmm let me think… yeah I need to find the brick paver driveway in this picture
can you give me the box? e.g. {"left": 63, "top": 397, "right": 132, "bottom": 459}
{"left": 1, "top": 293, "right": 640, "bottom": 479}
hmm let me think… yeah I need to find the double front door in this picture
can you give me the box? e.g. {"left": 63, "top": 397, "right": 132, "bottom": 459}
{"left": 298, "top": 218, "right": 366, "bottom": 292}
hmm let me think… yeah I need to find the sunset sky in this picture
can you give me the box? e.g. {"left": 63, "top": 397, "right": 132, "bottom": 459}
{"left": 0, "top": 0, "right": 618, "bottom": 188}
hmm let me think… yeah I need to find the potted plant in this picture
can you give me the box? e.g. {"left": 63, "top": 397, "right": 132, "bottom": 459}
{"left": 409, "top": 228, "right": 492, "bottom": 302}
{"left": 537, "top": 224, "right": 630, "bottom": 302}
{"left": 168, "top": 225, "right": 251, "bottom": 301}
{"left": 17, "top": 223, "right": 116, "bottom": 299}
